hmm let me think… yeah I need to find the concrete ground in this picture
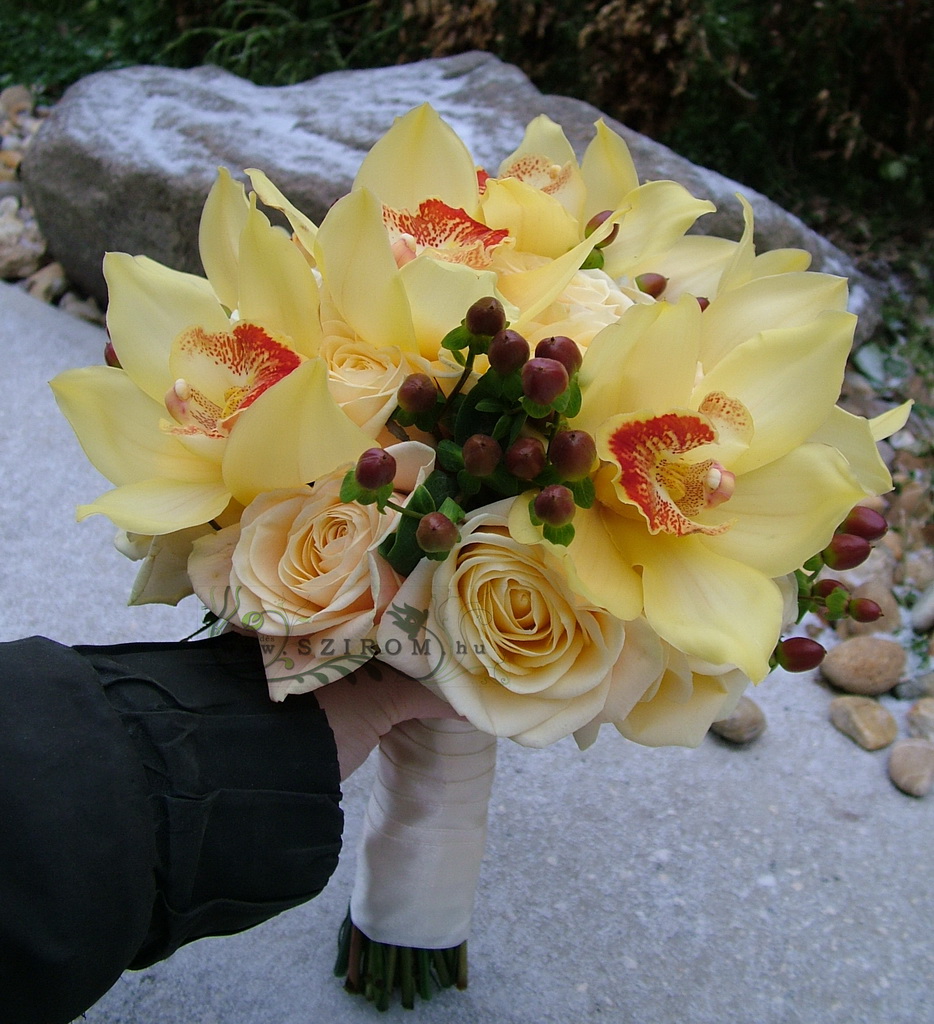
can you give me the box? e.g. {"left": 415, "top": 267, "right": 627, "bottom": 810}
{"left": 1, "top": 282, "right": 931, "bottom": 1024}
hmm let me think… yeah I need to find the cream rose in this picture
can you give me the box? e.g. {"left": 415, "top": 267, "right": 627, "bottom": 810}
{"left": 574, "top": 630, "right": 751, "bottom": 750}
{"left": 375, "top": 498, "right": 661, "bottom": 747}
{"left": 189, "top": 441, "right": 435, "bottom": 699}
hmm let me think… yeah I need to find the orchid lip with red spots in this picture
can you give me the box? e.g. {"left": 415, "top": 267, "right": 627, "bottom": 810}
{"left": 382, "top": 198, "right": 509, "bottom": 269}
{"left": 601, "top": 409, "right": 738, "bottom": 536}
{"left": 166, "top": 322, "right": 304, "bottom": 438}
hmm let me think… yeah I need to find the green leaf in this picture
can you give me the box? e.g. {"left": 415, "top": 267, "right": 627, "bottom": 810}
{"left": 579, "top": 248, "right": 605, "bottom": 271}
{"left": 563, "top": 375, "right": 582, "bottom": 419}
{"left": 436, "top": 439, "right": 464, "bottom": 472}
{"left": 378, "top": 473, "right": 458, "bottom": 576}
{"left": 543, "top": 522, "right": 576, "bottom": 546}
{"left": 441, "top": 323, "right": 472, "bottom": 351}
{"left": 520, "top": 396, "right": 553, "bottom": 419}
{"left": 528, "top": 496, "right": 543, "bottom": 526}
{"left": 437, "top": 497, "right": 466, "bottom": 523}
{"left": 456, "top": 470, "right": 482, "bottom": 497}
{"left": 567, "top": 475, "right": 595, "bottom": 508}
{"left": 339, "top": 467, "right": 362, "bottom": 503}
{"left": 474, "top": 399, "right": 504, "bottom": 412}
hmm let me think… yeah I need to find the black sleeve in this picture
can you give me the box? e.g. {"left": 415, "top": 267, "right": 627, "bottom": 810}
{"left": 0, "top": 631, "right": 343, "bottom": 1024}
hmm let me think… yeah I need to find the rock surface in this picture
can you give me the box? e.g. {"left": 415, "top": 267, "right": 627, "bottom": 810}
{"left": 820, "top": 636, "right": 906, "bottom": 696}
{"left": 709, "top": 695, "right": 766, "bottom": 744}
{"left": 21, "top": 53, "right": 881, "bottom": 331}
{"left": 906, "top": 698, "right": 934, "bottom": 742}
{"left": 828, "top": 695, "right": 898, "bottom": 750}
{"left": 888, "top": 738, "right": 934, "bottom": 797}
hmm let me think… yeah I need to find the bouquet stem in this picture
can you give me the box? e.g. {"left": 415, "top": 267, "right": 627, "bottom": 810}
{"left": 336, "top": 718, "right": 497, "bottom": 1007}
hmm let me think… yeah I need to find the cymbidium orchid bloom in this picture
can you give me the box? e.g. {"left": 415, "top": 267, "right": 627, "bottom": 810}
{"left": 307, "top": 106, "right": 707, "bottom": 363}
{"left": 513, "top": 286, "right": 901, "bottom": 682}
{"left": 51, "top": 170, "right": 372, "bottom": 537}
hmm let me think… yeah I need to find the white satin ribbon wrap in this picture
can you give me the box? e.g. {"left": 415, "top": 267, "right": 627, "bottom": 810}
{"left": 350, "top": 718, "right": 497, "bottom": 948}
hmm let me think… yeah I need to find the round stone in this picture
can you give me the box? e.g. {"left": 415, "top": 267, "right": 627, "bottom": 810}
{"left": 709, "top": 696, "right": 766, "bottom": 744}
{"left": 888, "top": 738, "right": 934, "bottom": 797}
{"left": 909, "top": 581, "right": 934, "bottom": 633}
{"left": 828, "top": 695, "right": 898, "bottom": 750}
{"left": 820, "top": 636, "right": 906, "bottom": 695}
{"left": 906, "top": 698, "right": 934, "bottom": 743}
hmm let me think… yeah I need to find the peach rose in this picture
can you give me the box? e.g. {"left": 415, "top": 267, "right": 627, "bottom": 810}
{"left": 375, "top": 498, "right": 661, "bottom": 746}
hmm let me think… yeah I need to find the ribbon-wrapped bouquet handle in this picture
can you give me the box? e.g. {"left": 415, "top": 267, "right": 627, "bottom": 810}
{"left": 337, "top": 718, "right": 497, "bottom": 1006}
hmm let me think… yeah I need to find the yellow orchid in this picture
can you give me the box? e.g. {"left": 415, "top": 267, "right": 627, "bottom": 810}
{"left": 487, "top": 115, "right": 715, "bottom": 281}
{"left": 308, "top": 106, "right": 703, "bottom": 364}
{"left": 512, "top": 281, "right": 886, "bottom": 683}
{"left": 52, "top": 170, "right": 372, "bottom": 536}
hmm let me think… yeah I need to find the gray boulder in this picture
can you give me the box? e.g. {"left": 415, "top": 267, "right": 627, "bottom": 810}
{"left": 22, "top": 51, "right": 881, "bottom": 337}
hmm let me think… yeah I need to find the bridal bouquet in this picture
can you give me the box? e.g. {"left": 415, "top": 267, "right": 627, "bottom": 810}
{"left": 52, "top": 105, "right": 909, "bottom": 1007}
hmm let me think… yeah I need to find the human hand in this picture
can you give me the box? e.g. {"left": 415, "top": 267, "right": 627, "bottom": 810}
{"left": 314, "top": 664, "right": 463, "bottom": 780}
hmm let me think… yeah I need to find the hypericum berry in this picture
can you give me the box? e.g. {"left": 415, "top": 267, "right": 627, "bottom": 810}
{"left": 397, "top": 373, "right": 438, "bottom": 414}
{"left": 354, "top": 448, "right": 396, "bottom": 490}
{"left": 465, "top": 295, "right": 506, "bottom": 337}
{"left": 584, "top": 210, "right": 620, "bottom": 248}
{"left": 813, "top": 578, "right": 850, "bottom": 600}
{"left": 416, "top": 512, "right": 459, "bottom": 553}
{"left": 504, "top": 437, "right": 547, "bottom": 481}
{"left": 488, "top": 329, "right": 530, "bottom": 375}
{"left": 635, "top": 273, "right": 668, "bottom": 298}
{"left": 822, "top": 533, "right": 872, "bottom": 570}
{"left": 549, "top": 429, "right": 596, "bottom": 481}
{"left": 696, "top": 296, "right": 710, "bottom": 311}
{"left": 462, "top": 433, "right": 502, "bottom": 477}
{"left": 838, "top": 505, "right": 888, "bottom": 542}
{"left": 775, "top": 636, "right": 826, "bottom": 672}
{"left": 535, "top": 335, "right": 582, "bottom": 375}
{"left": 848, "top": 598, "right": 883, "bottom": 623}
{"left": 533, "top": 484, "right": 576, "bottom": 526}
{"left": 521, "top": 357, "right": 569, "bottom": 406}
{"left": 103, "top": 339, "right": 121, "bottom": 368}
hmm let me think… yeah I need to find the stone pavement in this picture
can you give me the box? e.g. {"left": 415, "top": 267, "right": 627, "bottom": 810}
{"left": 1, "top": 282, "right": 931, "bottom": 1024}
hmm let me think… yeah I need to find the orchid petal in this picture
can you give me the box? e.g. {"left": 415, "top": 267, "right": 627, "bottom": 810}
{"left": 126, "top": 525, "right": 213, "bottom": 605}
{"left": 77, "top": 479, "right": 230, "bottom": 535}
{"left": 702, "top": 443, "right": 867, "bottom": 575}
{"left": 51, "top": 366, "right": 222, "bottom": 486}
{"left": 699, "top": 310, "right": 855, "bottom": 474}
{"left": 869, "top": 400, "right": 914, "bottom": 442}
{"left": 314, "top": 188, "right": 417, "bottom": 352}
{"left": 714, "top": 195, "right": 758, "bottom": 293}
{"left": 399, "top": 256, "right": 513, "bottom": 359}
{"left": 622, "top": 526, "right": 783, "bottom": 681}
{"left": 498, "top": 114, "right": 587, "bottom": 219}
{"left": 245, "top": 167, "right": 318, "bottom": 257}
{"left": 501, "top": 212, "right": 622, "bottom": 327}
{"left": 353, "top": 104, "right": 479, "bottom": 216}
{"left": 104, "top": 252, "right": 230, "bottom": 403}
{"left": 480, "top": 177, "right": 580, "bottom": 257}
{"left": 237, "top": 200, "right": 321, "bottom": 357}
{"left": 700, "top": 271, "right": 849, "bottom": 369}
{"left": 808, "top": 404, "right": 908, "bottom": 495}
{"left": 630, "top": 234, "right": 737, "bottom": 302}
{"left": 602, "top": 180, "right": 715, "bottom": 279}
{"left": 581, "top": 120, "right": 640, "bottom": 222}
{"left": 198, "top": 167, "right": 250, "bottom": 312}
{"left": 576, "top": 297, "right": 701, "bottom": 432}
{"left": 222, "top": 358, "right": 372, "bottom": 505}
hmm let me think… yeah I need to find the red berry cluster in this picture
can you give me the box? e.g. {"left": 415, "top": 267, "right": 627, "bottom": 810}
{"left": 772, "top": 504, "right": 890, "bottom": 673}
